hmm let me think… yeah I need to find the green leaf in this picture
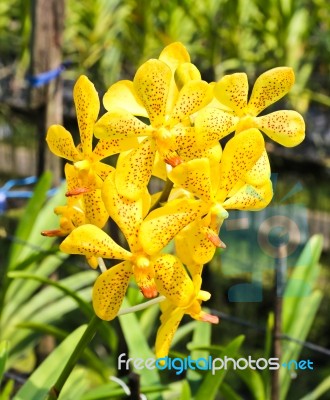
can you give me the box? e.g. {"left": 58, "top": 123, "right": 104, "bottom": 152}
{"left": 194, "top": 335, "right": 245, "bottom": 400}
{"left": 235, "top": 367, "right": 266, "bottom": 400}
{"left": 80, "top": 382, "right": 166, "bottom": 400}
{"left": 0, "top": 379, "right": 14, "bottom": 400}
{"left": 58, "top": 367, "right": 89, "bottom": 400}
{"left": 280, "top": 290, "right": 323, "bottom": 400}
{"left": 299, "top": 375, "right": 330, "bottom": 400}
{"left": 7, "top": 270, "right": 96, "bottom": 321}
{"left": 280, "top": 235, "right": 324, "bottom": 400}
{"left": 8, "top": 173, "right": 52, "bottom": 268}
{"left": 118, "top": 298, "right": 160, "bottom": 388}
{"left": 220, "top": 382, "right": 244, "bottom": 400}
{"left": 13, "top": 325, "right": 87, "bottom": 400}
{"left": 172, "top": 321, "right": 197, "bottom": 348}
{"left": 0, "top": 340, "right": 9, "bottom": 385}
{"left": 180, "top": 379, "right": 192, "bottom": 400}
{"left": 2, "top": 253, "right": 67, "bottom": 325}
{"left": 283, "top": 234, "right": 323, "bottom": 333}
{"left": 186, "top": 319, "right": 211, "bottom": 383}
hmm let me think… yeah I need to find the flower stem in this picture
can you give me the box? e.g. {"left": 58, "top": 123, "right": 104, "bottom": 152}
{"left": 46, "top": 315, "right": 102, "bottom": 400}
{"left": 149, "top": 178, "right": 173, "bottom": 213}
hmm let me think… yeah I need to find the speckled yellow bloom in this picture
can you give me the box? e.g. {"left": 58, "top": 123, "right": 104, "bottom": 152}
{"left": 194, "top": 67, "right": 305, "bottom": 148}
{"left": 60, "top": 170, "right": 200, "bottom": 321}
{"left": 141, "top": 129, "right": 273, "bottom": 265}
{"left": 46, "top": 75, "right": 138, "bottom": 227}
{"left": 155, "top": 270, "right": 218, "bottom": 358}
{"left": 93, "top": 42, "right": 218, "bottom": 200}
{"left": 42, "top": 164, "right": 87, "bottom": 237}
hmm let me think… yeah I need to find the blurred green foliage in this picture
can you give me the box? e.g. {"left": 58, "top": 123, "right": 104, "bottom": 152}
{"left": 1, "top": 0, "right": 329, "bottom": 111}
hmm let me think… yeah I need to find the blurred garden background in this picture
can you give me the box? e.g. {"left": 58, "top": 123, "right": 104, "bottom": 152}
{"left": 0, "top": 0, "right": 329, "bottom": 399}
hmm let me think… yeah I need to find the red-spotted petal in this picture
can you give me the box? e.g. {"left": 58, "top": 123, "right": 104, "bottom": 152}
{"left": 153, "top": 254, "right": 195, "bottom": 307}
{"left": 175, "top": 220, "right": 217, "bottom": 265}
{"left": 223, "top": 179, "right": 273, "bottom": 210}
{"left": 94, "top": 109, "right": 149, "bottom": 140}
{"left": 115, "top": 138, "right": 156, "bottom": 201}
{"left": 46, "top": 125, "right": 82, "bottom": 162}
{"left": 194, "top": 107, "right": 239, "bottom": 146}
{"left": 73, "top": 75, "right": 100, "bottom": 156}
{"left": 216, "top": 129, "right": 265, "bottom": 202}
{"left": 247, "top": 67, "right": 295, "bottom": 115}
{"left": 155, "top": 305, "right": 184, "bottom": 358}
{"left": 256, "top": 110, "right": 305, "bottom": 147}
{"left": 169, "top": 158, "right": 214, "bottom": 202}
{"left": 139, "top": 198, "right": 203, "bottom": 255}
{"left": 214, "top": 73, "right": 249, "bottom": 116}
{"left": 92, "top": 261, "right": 133, "bottom": 321}
{"left": 83, "top": 189, "right": 109, "bottom": 228}
{"left": 102, "top": 170, "right": 150, "bottom": 252}
{"left": 60, "top": 224, "right": 132, "bottom": 261}
{"left": 169, "top": 80, "right": 212, "bottom": 126}
{"left": 92, "top": 136, "right": 140, "bottom": 161}
{"left": 133, "top": 59, "right": 172, "bottom": 128}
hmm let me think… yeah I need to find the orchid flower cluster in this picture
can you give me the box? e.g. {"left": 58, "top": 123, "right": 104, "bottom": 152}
{"left": 42, "top": 42, "right": 305, "bottom": 358}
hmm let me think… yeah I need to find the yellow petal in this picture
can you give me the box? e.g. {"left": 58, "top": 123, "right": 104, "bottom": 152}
{"left": 159, "top": 43, "right": 191, "bottom": 117}
{"left": 103, "top": 80, "right": 148, "bottom": 117}
{"left": 133, "top": 59, "right": 172, "bottom": 128}
{"left": 175, "top": 127, "right": 223, "bottom": 165}
{"left": 153, "top": 254, "right": 195, "bottom": 307}
{"left": 256, "top": 110, "right": 305, "bottom": 147}
{"left": 94, "top": 109, "right": 149, "bottom": 140}
{"left": 244, "top": 149, "right": 271, "bottom": 186}
{"left": 194, "top": 107, "right": 239, "bottom": 146}
{"left": 174, "top": 62, "right": 202, "bottom": 89}
{"left": 216, "top": 129, "right": 265, "bottom": 202}
{"left": 73, "top": 75, "right": 100, "bottom": 156}
{"left": 83, "top": 189, "right": 109, "bottom": 228}
{"left": 223, "top": 179, "right": 273, "bottom": 210}
{"left": 92, "top": 136, "right": 140, "bottom": 161}
{"left": 169, "top": 80, "right": 212, "bottom": 126}
{"left": 60, "top": 224, "right": 132, "bottom": 260}
{"left": 175, "top": 220, "right": 217, "bottom": 265}
{"left": 139, "top": 198, "right": 203, "bottom": 255}
{"left": 115, "top": 138, "right": 156, "bottom": 200}
{"left": 214, "top": 73, "right": 248, "bottom": 116}
{"left": 93, "top": 261, "right": 133, "bottom": 321}
{"left": 248, "top": 67, "right": 295, "bottom": 115}
{"left": 93, "top": 161, "right": 114, "bottom": 181}
{"left": 64, "top": 163, "right": 81, "bottom": 192}
{"left": 155, "top": 306, "right": 184, "bottom": 358}
{"left": 169, "top": 158, "right": 214, "bottom": 202}
{"left": 46, "top": 125, "right": 81, "bottom": 161}
{"left": 102, "top": 170, "right": 151, "bottom": 252}
{"left": 151, "top": 151, "right": 167, "bottom": 181}
{"left": 158, "top": 42, "right": 190, "bottom": 71}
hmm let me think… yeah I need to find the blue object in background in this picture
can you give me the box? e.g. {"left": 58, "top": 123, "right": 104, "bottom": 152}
{"left": 0, "top": 176, "right": 58, "bottom": 213}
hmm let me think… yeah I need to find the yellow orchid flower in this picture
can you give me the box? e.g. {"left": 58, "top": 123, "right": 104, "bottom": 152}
{"left": 60, "top": 170, "right": 200, "bottom": 321}
{"left": 194, "top": 67, "right": 305, "bottom": 148}
{"left": 141, "top": 129, "right": 273, "bottom": 265}
{"left": 155, "top": 272, "right": 218, "bottom": 358}
{"left": 46, "top": 75, "right": 138, "bottom": 226}
{"left": 41, "top": 163, "right": 88, "bottom": 237}
{"left": 93, "top": 42, "right": 218, "bottom": 200}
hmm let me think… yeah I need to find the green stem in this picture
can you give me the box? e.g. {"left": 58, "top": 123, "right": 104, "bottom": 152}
{"left": 46, "top": 315, "right": 102, "bottom": 400}
{"left": 149, "top": 178, "right": 174, "bottom": 213}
